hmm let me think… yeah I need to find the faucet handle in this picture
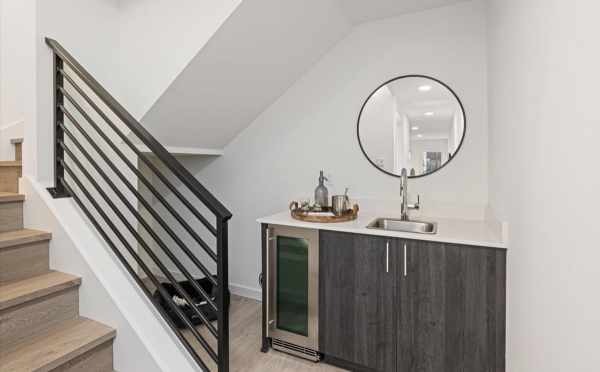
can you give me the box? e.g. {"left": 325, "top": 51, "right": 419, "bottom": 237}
{"left": 411, "top": 195, "right": 421, "bottom": 210}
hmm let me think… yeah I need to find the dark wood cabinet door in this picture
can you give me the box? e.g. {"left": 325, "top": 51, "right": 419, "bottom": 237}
{"left": 320, "top": 231, "right": 396, "bottom": 372}
{"left": 397, "top": 240, "right": 506, "bottom": 372}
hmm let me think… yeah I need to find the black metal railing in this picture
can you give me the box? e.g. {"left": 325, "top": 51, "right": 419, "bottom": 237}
{"left": 45, "top": 38, "right": 232, "bottom": 372}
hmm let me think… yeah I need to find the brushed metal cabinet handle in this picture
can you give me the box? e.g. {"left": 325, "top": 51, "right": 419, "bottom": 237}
{"left": 403, "top": 243, "right": 407, "bottom": 277}
{"left": 386, "top": 241, "right": 390, "bottom": 273}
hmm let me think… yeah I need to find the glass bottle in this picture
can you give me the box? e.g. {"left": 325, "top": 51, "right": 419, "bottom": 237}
{"left": 314, "top": 171, "right": 329, "bottom": 207}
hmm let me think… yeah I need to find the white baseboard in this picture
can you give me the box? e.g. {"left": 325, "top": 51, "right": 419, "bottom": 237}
{"left": 229, "top": 283, "right": 262, "bottom": 302}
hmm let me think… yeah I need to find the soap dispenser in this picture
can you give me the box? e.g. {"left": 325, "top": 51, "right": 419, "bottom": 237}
{"left": 314, "top": 171, "right": 329, "bottom": 207}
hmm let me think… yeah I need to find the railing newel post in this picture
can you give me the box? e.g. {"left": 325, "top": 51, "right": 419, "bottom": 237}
{"left": 217, "top": 218, "right": 230, "bottom": 372}
{"left": 48, "top": 53, "right": 70, "bottom": 198}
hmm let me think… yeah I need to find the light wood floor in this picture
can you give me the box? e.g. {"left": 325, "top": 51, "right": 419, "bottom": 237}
{"left": 185, "top": 295, "right": 347, "bottom": 372}
{"left": 141, "top": 276, "right": 345, "bottom": 371}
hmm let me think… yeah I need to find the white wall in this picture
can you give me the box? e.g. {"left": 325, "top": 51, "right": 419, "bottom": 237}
{"left": 0, "top": 121, "right": 23, "bottom": 160}
{"left": 186, "top": 0, "right": 489, "bottom": 296}
{"left": 0, "top": 0, "right": 3, "bottom": 136}
{"left": 32, "top": 0, "right": 121, "bottom": 182}
{"left": 487, "top": 0, "right": 600, "bottom": 371}
{"left": 0, "top": 0, "right": 35, "bottom": 165}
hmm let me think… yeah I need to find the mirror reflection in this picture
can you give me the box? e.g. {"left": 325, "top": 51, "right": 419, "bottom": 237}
{"left": 357, "top": 76, "right": 466, "bottom": 178}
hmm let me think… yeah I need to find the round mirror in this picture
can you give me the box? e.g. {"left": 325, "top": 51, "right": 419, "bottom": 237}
{"left": 357, "top": 75, "right": 466, "bottom": 178}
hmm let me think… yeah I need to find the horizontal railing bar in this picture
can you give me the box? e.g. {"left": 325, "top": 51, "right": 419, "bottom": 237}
{"left": 59, "top": 166, "right": 219, "bottom": 361}
{"left": 58, "top": 131, "right": 218, "bottom": 315}
{"left": 58, "top": 95, "right": 218, "bottom": 283}
{"left": 59, "top": 75, "right": 216, "bottom": 253}
{"left": 57, "top": 178, "right": 217, "bottom": 367}
{"left": 58, "top": 84, "right": 219, "bottom": 262}
{"left": 60, "top": 155, "right": 219, "bottom": 338}
{"left": 46, "top": 37, "right": 232, "bottom": 221}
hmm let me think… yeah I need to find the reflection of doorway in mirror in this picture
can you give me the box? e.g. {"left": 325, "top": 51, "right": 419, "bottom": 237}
{"left": 424, "top": 152, "right": 443, "bottom": 173}
{"left": 393, "top": 113, "right": 410, "bottom": 174}
{"left": 409, "top": 138, "right": 449, "bottom": 173}
{"left": 449, "top": 107, "right": 464, "bottom": 154}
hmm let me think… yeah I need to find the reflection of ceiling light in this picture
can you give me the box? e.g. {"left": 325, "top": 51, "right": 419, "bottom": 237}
{"left": 417, "top": 134, "right": 423, "bottom": 138}
{"left": 418, "top": 85, "right": 432, "bottom": 92}
{"left": 411, "top": 126, "right": 419, "bottom": 131}
{"left": 424, "top": 112, "right": 434, "bottom": 116}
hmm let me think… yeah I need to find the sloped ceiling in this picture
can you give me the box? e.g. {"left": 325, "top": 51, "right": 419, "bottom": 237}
{"left": 141, "top": 0, "right": 350, "bottom": 149}
{"left": 141, "top": 0, "right": 471, "bottom": 149}
{"left": 114, "top": 0, "right": 242, "bottom": 120}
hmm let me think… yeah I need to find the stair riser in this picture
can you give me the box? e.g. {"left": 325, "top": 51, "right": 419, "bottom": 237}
{"left": 0, "top": 200, "right": 23, "bottom": 232}
{"left": 52, "top": 340, "right": 114, "bottom": 372}
{"left": 0, "top": 241, "right": 50, "bottom": 282}
{"left": 0, "top": 288, "right": 79, "bottom": 351}
{"left": 0, "top": 165, "right": 22, "bottom": 193}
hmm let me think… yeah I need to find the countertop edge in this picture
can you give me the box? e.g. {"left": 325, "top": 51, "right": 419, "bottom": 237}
{"left": 257, "top": 214, "right": 508, "bottom": 250}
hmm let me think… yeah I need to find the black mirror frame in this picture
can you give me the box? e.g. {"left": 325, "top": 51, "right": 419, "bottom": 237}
{"left": 356, "top": 74, "right": 467, "bottom": 179}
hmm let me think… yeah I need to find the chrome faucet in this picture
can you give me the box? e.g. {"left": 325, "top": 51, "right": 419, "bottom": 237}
{"left": 399, "top": 168, "right": 420, "bottom": 221}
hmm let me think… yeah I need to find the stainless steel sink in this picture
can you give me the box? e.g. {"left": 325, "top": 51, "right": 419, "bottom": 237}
{"left": 367, "top": 218, "right": 438, "bottom": 235}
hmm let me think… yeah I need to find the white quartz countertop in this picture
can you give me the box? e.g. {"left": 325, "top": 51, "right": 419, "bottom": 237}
{"left": 257, "top": 210, "right": 507, "bottom": 249}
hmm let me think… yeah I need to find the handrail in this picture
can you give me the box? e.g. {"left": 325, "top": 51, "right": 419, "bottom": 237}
{"left": 45, "top": 37, "right": 232, "bottom": 221}
{"left": 58, "top": 75, "right": 218, "bottom": 258}
{"left": 46, "top": 38, "right": 231, "bottom": 371}
{"left": 58, "top": 83, "right": 219, "bottom": 267}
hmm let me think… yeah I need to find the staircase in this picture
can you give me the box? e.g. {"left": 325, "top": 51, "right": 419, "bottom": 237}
{"left": 43, "top": 38, "right": 232, "bottom": 371}
{"left": 0, "top": 149, "right": 116, "bottom": 371}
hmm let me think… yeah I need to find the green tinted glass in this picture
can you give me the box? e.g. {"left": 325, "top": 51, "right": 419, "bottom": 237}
{"left": 276, "top": 236, "right": 309, "bottom": 336}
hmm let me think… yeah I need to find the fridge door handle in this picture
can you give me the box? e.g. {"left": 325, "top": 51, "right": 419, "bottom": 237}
{"left": 266, "top": 229, "right": 275, "bottom": 331}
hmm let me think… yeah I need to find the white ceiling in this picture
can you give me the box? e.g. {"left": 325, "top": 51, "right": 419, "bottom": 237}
{"left": 336, "top": 0, "right": 469, "bottom": 24}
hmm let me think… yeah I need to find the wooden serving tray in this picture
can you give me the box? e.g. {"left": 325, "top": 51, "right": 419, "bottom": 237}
{"left": 289, "top": 204, "right": 359, "bottom": 223}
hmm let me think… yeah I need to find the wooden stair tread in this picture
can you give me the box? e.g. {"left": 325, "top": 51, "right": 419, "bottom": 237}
{"left": 0, "top": 229, "right": 52, "bottom": 249}
{"left": 0, "top": 317, "right": 116, "bottom": 372}
{"left": 0, "top": 192, "right": 24, "bottom": 203}
{"left": 0, "top": 160, "right": 22, "bottom": 167}
{"left": 0, "top": 271, "right": 80, "bottom": 311}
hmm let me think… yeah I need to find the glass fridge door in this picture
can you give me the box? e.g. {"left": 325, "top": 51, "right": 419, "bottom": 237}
{"left": 276, "top": 235, "right": 309, "bottom": 337}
